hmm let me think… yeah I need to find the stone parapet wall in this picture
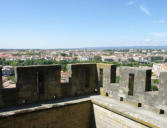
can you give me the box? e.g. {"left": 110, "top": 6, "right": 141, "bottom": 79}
{"left": 91, "top": 95, "right": 167, "bottom": 128}
{"left": 98, "top": 64, "right": 167, "bottom": 115}
{"left": 0, "top": 97, "right": 93, "bottom": 128}
{"left": 0, "top": 64, "right": 98, "bottom": 108}
{"left": 1, "top": 63, "right": 167, "bottom": 115}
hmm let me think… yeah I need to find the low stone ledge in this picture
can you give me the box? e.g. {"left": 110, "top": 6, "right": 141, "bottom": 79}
{"left": 0, "top": 96, "right": 91, "bottom": 119}
{"left": 91, "top": 95, "right": 167, "bottom": 128}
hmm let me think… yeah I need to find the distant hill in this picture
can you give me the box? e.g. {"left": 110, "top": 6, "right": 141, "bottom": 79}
{"left": 0, "top": 46, "right": 167, "bottom": 50}
{"left": 84, "top": 46, "right": 167, "bottom": 50}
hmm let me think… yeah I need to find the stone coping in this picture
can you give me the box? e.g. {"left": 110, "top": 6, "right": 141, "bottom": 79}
{"left": 15, "top": 64, "right": 60, "bottom": 68}
{"left": 1, "top": 95, "right": 167, "bottom": 128}
{"left": 91, "top": 95, "right": 167, "bottom": 128}
{"left": 0, "top": 96, "right": 91, "bottom": 118}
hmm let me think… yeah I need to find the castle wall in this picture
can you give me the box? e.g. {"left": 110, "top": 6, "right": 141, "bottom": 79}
{"left": 1, "top": 63, "right": 167, "bottom": 114}
{"left": 59, "top": 64, "right": 98, "bottom": 97}
{"left": 70, "top": 64, "right": 98, "bottom": 96}
{"left": 93, "top": 104, "right": 149, "bottom": 128}
{"left": 0, "top": 64, "right": 98, "bottom": 108}
{"left": 0, "top": 88, "right": 18, "bottom": 107}
{"left": 1, "top": 94, "right": 166, "bottom": 128}
{"left": 101, "top": 65, "right": 167, "bottom": 115}
{"left": 97, "top": 63, "right": 116, "bottom": 87}
{"left": 1, "top": 63, "right": 167, "bottom": 128}
{"left": 92, "top": 95, "right": 167, "bottom": 128}
{"left": 0, "top": 100, "right": 93, "bottom": 128}
{"left": 15, "top": 65, "right": 62, "bottom": 104}
{"left": 0, "top": 66, "right": 2, "bottom": 89}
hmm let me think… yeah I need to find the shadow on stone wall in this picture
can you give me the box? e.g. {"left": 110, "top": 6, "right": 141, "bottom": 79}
{"left": 0, "top": 64, "right": 98, "bottom": 108}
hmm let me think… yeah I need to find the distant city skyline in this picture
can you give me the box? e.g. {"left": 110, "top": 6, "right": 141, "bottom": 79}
{"left": 0, "top": 0, "right": 167, "bottom": 49}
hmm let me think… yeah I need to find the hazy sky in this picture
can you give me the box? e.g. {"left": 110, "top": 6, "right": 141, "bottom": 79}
{"left": 0, "top": 0, "right": 167, "bottom": 49}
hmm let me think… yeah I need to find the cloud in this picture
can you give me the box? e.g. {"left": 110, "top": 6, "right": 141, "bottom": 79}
{"left": 152, "top": 20, "right": 166, "bottom": 24}
{"left": 151, "top": 32, "right": 167, "bottom": 37}
{"left": 143, "top": 39, "right": 151, "bottom": 42}
{"left": 127, "top": 1, "right": 135, "bottom": 6}
{"left": 140, "top": 5, "right": 151, "bottom": 15}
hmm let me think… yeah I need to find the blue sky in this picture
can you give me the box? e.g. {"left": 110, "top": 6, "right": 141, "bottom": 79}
{"left": 0, "top": 0, "right": 167, "bottom": 49}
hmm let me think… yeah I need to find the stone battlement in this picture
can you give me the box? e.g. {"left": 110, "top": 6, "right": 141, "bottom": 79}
{"left": 0, "top": 64, "right": 97, "bottom": 108}
{"left": 98, "top": 63, "right": 167, "bottom": 115}
{"left": 0, "top": 63, "right": 167, "bottom": 115}
{"left": 1, "top": 63, "right": 167, "bottom": 128}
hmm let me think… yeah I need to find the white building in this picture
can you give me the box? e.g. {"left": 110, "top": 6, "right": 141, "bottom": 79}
{"left": 153, "top": 63, "right": 167, "bottom": 76}
{"left": 2, "top": 66, "right": 14, "bottom": 76}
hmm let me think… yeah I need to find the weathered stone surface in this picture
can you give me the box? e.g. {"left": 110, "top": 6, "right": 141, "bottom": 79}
{"left": 1, "top": 95, "right": 167, "bottom": 128}
{"left": 101, "top": 66, "right": 167, "bottom": 114}
{"left": 93, "top": 104, "right": 149, "bottom": 128}
{"left": 0, "top": 64, "right": 98, "bottom": 108}
{"left": 15, "top": 65, "right": 61, "bottom": 104}
{"left": 0, "top": 97, "right": 92, "bottom": 128}
{"left": 91, "top": 95, "right": 167, "bottom": 128}
{"left": 97, "top": 63, "right": 116, "bottom": 87}
{"left": 70, "top": 63, "right": 98, "bottom": 96}
{"left": 0, "top": 63, "right": 167, "bottom": 128}
{"left": 119, "top": 67, "right": 152, "bottom": 95}
{"left": 0, "top": 66, "right": 2, "bottom": 89}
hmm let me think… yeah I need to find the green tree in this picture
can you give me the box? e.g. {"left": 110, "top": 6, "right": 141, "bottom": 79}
{"left": 61, "top": 53, "right": 68, "bottom": 57}
{"left": 94, "top": 56, "right": 102, "bottom": 62}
